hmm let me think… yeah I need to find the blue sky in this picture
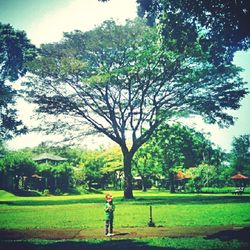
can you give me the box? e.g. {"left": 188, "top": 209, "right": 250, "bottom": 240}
{"left": 1, "top": 0, "right": 249, "bottom": 151}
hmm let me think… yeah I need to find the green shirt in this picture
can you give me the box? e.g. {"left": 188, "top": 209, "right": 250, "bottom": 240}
{"left": 104, "top": 202, "right": 115, "bottom": 220}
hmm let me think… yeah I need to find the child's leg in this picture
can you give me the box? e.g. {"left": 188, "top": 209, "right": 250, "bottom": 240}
{"left": 105, "top": 220, "right": 109, "bottom": 235}
{"left": 110, "top": 218, "right": 113, "bottom": 234}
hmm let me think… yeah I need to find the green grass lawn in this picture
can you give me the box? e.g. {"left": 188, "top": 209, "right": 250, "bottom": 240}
{"left": 1, "top": 189, "right": 250, "bottom": 229}
{"left": 1, "top": 189, "right": 250, "bottom": 250}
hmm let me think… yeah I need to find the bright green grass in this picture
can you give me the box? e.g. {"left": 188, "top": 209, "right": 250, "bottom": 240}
{"left": 1, "top": 189, "right": 250, "bottom": 229}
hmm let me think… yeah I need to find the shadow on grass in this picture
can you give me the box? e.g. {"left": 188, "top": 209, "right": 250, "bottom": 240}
{"left": 205, "top": 226, "right": 250, "bottom": 243}
{"left": 0, "top": 239, "right": 184, "bottom": 250}
{"left": 1, "top": 195, "right": 250, "bottom": 206}
{"left": 131, "top": 195, "right": 250, "bottom": 205}
{"left": 0, "top": 198, "right": 105, "bottom": 206}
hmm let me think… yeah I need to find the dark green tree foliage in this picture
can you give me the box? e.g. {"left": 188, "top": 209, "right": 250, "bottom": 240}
{"left": 36, "top": 162, "right": 72, "bottom": 193}
{"left": 0, "top": 140, "right": 8, "bottom": 156}
{"left": 0, "top": 151, "right": 36, "bottom": 192}
{"left": 136, "top": 0, "right": 250, "bottom": 65}
{"left": 26, "top": 19, "right": 246, "bottom": 198}
{"left": 231, "top": 134, "right": 250, "bottom": 174}
{"left": 149, "top": 123, "right": 224, "bottom": 192}
{"left": 0, "top": 23, "right": 36, "bottom": 140}
{"left": 30, "top": 142, "right": 83, "bottom": 167}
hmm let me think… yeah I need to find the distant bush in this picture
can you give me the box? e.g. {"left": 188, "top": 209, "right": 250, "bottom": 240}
{"left": 244, "top": 186, "right": 250, "bottom": 193}
{"left": 54, "top": 188, "right": 62, "bottom": 195}
{"left": 201, "top": 187, "right": 248, "bottom": 193}
{"left": 42, "top": 189, "right": 50, "bottom": 196}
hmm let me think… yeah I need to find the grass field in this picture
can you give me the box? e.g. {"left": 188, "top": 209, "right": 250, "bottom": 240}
{"left": 1, "top": 189, "right": 250, "bottom": 249}
{"left": 1, "top": 190, "right": 250, "bottom": 229}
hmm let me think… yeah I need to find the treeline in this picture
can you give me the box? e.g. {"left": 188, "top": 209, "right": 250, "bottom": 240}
{"left": 0, "top": 125, "right": 249, "bottom": 195}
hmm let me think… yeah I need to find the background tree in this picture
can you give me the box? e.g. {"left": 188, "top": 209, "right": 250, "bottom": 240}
{"left": 186, "top": 163, "right": 218, "bottom": 192}
{"left": 51, "top": 162, "right": 72, "bottom": 194}
{"left": 230, "top": 134, "right": 250, "bottom": 175}
{"left": 149, "top": 123, "right": 224, "bottom": 192}
{"left": 132, "top": 141, "right": 162, "bottom": 191}
{"left": 78, "top": 150, "right": 106, "bottom": 191}
{"left": 0, "top": 23, "right": 36, "bottom": 140}
{"left": 29, "top": 143, "right": 83, "bottom": 167}
{"left": 36, "top": 162, "right": 73, "bottom": 193}
{"left": 0, "top": 140, "right": 8, "bottom": 156}
{"left": 25, "top": 19, "right": 247, "bottom": 199}
{"left": 136, "top": 0, "right": 250, "bottom": 65}
{"left": 100, "top": 145, "right": 123, "bottom": 190}
{"left": 132, "top": 135, "right": 164, "bottom": 191}
{"left": 0, "top": 151, "right": 36, "bottom": 192}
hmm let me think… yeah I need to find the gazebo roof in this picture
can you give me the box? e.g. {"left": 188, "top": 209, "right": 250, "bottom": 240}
{"left": 32, "top": 153, "right": 67, "bottom": 162}
{"left": 31, "top": 174, "right": 42, "bottom": 179}
{"left": 231, "top": 173, "right": 248, "bottom": 180}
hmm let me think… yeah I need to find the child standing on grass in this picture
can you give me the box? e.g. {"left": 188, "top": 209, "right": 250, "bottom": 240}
{"left": 104, "top": 193, "right": 115, "bottom": 236}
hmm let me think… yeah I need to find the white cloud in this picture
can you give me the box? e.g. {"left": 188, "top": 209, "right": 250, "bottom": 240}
{"left": 29, "top": 0, "right": 137, "bottom": 45}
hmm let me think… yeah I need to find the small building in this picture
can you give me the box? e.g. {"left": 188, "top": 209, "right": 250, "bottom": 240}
{"left": 231, "top": 173, "right": 249, "bottom": 187}
{"left": 175, "top": 170, "right": 191, "bottom": 192}
{"left": 32, "top": 153, "right": 67, "bottom": 164}
{"left": 31, "top": 153, "right": 68, "bottom": 191}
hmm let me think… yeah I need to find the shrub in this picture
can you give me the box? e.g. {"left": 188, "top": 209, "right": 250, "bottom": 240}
{"left": 201, "top": 187, "right": 235, "bottom": 193}
{"left": 42, "top": 189, "right": 50, "bottom": 196}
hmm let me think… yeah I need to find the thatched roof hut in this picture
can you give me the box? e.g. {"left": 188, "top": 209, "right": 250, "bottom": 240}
{"left": 33, "top": 153, "right": 67, "bottom": 164}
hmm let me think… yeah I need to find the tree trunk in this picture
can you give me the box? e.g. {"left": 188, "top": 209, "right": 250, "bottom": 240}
{"left": 169, "top": 172, "right": 175, "bottom": 193}
{"left": 142, "top": 177, "right": 147, "bottom": 192}
{"left": 14, "top": 176, "right": 20, "bottom": 192}
{"left": 123, "top": 152, "right": 134, "bottom": 199}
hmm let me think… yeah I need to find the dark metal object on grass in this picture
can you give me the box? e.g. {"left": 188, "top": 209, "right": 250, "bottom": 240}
{"left": 148, "top": 205, "right": 155, "bottom": 227}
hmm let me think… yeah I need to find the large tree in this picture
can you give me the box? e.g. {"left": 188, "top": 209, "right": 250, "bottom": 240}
{"left": 25, "top": 19, "right": 246, "bottom": 198}
{"left": 0, "top": 23, "right": 36, "bottom": 140}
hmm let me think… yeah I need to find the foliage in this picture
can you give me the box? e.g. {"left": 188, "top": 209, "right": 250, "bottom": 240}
{"left": 136, "top": 0, "right": 250, "bottom": 65}
{"left": 186, "top": 164, "right": 218, "bottom": 192}
{"left": 75, "top": 147, "right": 123, "bottom": 191}
{"left": 77, "top": 149, "right": 107, "bottom": 190}
{"left": 100, "top": 145, "right": 123, "bottom": 190}
{"left": 37, "top": 162, "right": 73, "bottom": 193}
{"left": 0, "top": 151, "right": 37, "bottom": 191}
{"left": 230, "top": 134, "right": 250, "bottom": 175}
{"left": 0, "top": 139, "right": 8, "bottom": 156}
{"left": 201, "top": 187, "right": 236, "bottom": 194}
{"left": 25, "top": 19, "right": 247, "bottom": 198}
{"left": 101, "top": 145, "right": 123, "bottom": 173}
{"left": 147, "top": 123, "right": 226, "bottom": 191}
{"left": 0, "top": 23, "right": 36, "bottom": 139}
{"left": 132, "top": 139, "right": 163, "bottom": 191}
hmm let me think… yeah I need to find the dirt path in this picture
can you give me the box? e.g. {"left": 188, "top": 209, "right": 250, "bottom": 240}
{"left": 1, "top": 225, "right": 250, "bottom": 241}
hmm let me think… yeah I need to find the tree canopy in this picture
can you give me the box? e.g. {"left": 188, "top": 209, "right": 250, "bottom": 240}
{"left": 231, "top": 134, "right": 250, "bottom": 174}
{"left": 0, "top": 23, "right": 36, "bottom": 140}
{"left": 100, "top": 0, "right": 250, "bottom": 65}
{"left": 25, "top": 19, "right": 247, "bottom": 198}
